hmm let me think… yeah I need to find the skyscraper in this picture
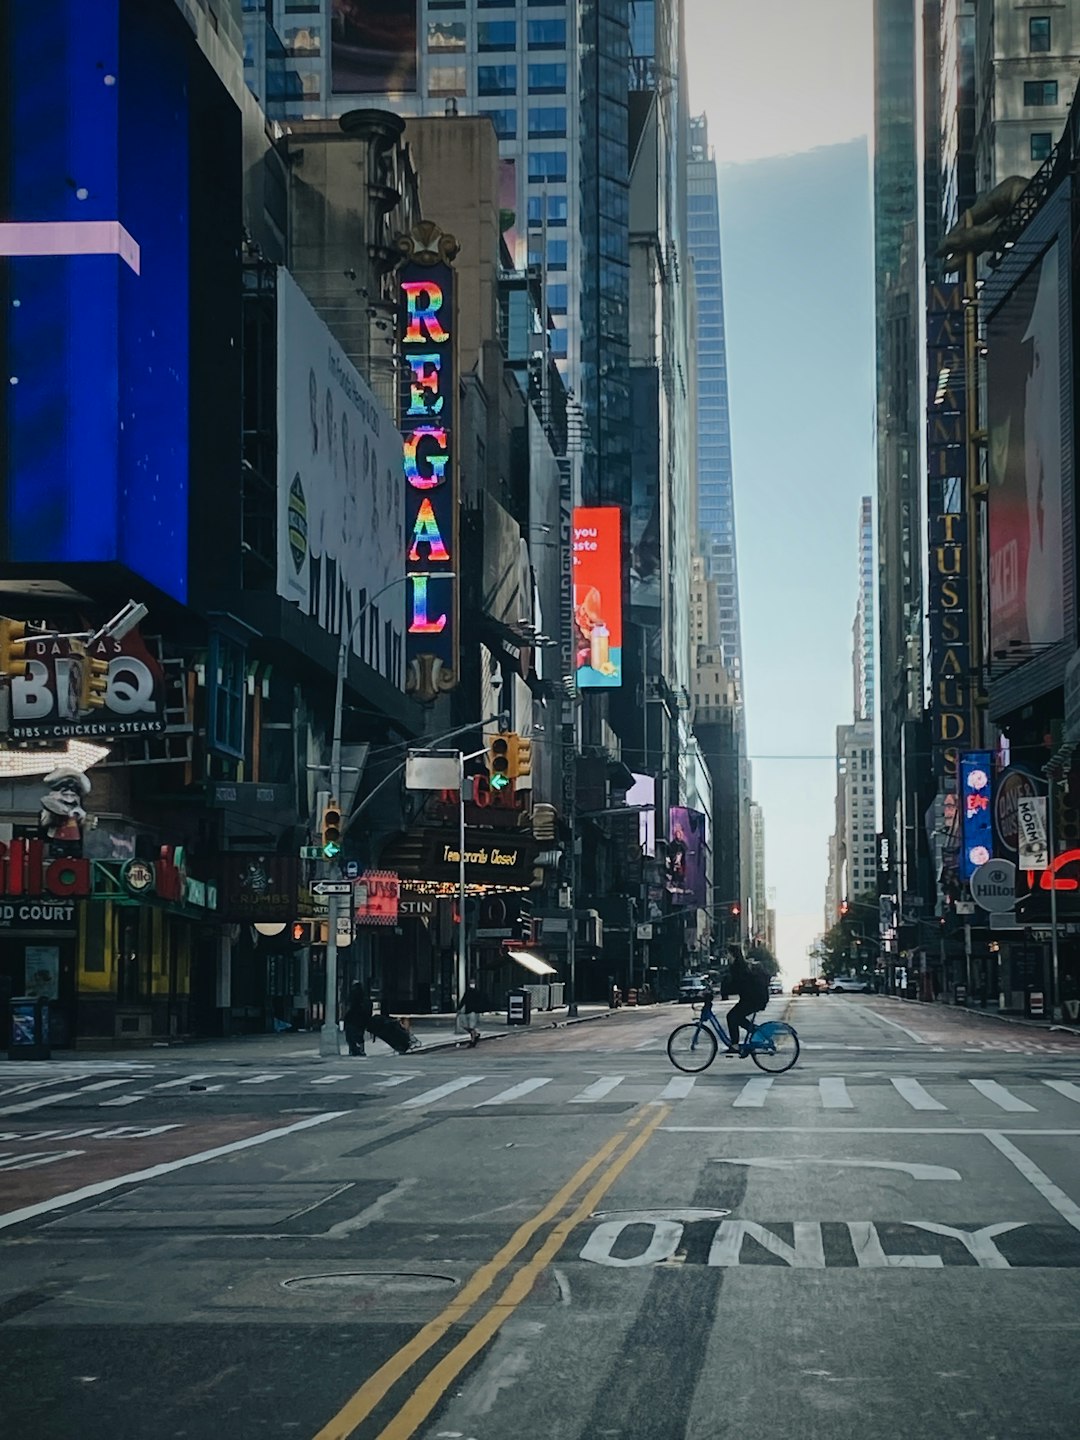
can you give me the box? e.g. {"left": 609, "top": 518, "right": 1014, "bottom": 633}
{"left": 854, "top": 496, "right": 875, "bottom": 723}
{"left": 687, "top": 112, "right": 743, "bottom": 684}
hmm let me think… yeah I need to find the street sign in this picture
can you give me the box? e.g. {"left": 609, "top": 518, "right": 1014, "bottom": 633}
{"left": 970, "top": 858, "right": 1017, "bottom": 913}
{"left": 955, "top": 901, "right": 976, "bottom": 915}
{"left": 636, "top": 923, "right": 654, "bottom": 940}
{"left": 300, "top": 845, "right": 321, "bottom": 860}
{"left": 311, "top": 880, "right": 352, "bottom": 896}
{"left": 345, "top": 860, "right": 359, "bottom": 880}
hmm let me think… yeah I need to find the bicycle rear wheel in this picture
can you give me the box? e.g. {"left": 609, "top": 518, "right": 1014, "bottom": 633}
{"left": 667, "top": 1022, "right": 718, "bottom": 1073}
{"left": 750, "top": 1023, "right": 800, "bottom": 1074}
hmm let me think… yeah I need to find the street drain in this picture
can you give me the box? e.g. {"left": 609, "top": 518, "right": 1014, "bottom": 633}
{"left": 281, "top": 1271, "right": 458, "bottom": 1294}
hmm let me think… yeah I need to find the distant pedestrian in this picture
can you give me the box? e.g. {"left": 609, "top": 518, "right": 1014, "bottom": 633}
{"left": 457, "top": 980, "right": 485, "bottom": 1048}
{"left": 344, "top": 981, "right": 373, "bottom": 1057}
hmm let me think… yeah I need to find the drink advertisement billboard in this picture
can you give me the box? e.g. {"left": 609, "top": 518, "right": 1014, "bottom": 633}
{"left": 572, "top": 507, "right": 623, "bottom": 689}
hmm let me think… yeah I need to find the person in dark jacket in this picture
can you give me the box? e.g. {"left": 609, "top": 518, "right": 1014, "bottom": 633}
{"left": 344, "top": 981, "right": 373, "bottom": 1057}
{"left": 724, "top": 947, "right": 769, "bottom": 1054}
{"left": 457, "top": 980, "right": 485, "bottom": 1048}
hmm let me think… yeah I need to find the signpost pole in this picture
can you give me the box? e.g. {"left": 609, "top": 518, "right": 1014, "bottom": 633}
{"left": 458, "top": 750, "right": 467, "bottom": 1006}
{"left": 1048, "top": 777, "right": 1061, "bottom": 1021}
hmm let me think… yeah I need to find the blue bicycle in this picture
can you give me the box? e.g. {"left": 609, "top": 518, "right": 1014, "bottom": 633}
{"left": 666, "top": 990, "right": 800, "bottom": 1074}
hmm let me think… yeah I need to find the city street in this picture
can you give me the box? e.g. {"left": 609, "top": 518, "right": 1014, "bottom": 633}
{"left": 3, "top": 996, "right": 1080, "bottom": 1439}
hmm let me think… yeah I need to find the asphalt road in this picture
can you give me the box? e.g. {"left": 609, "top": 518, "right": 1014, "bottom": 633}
{"left": 2, "top": 995, "right": 1080, "bottom": 1439}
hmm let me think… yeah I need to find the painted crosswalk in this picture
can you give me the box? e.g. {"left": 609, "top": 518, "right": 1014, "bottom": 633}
{"left": 3, "top": 1067, "right": 1080, "bottom": 1119}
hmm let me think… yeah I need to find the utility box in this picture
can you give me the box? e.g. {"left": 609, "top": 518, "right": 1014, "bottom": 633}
{"left": 507, "top": 989, "right": 532, "bottom": 1026}
{"left": 8, "top": 995, "right": 50, "bottom": 1060}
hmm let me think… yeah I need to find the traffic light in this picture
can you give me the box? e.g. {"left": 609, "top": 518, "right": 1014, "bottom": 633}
{"left": 79, "top": 647, "right": 109, "bottom": 710}
{"left": 321, "top": 799, "right": 343, "bottom": 858}
{"left": 0, "top": 619, "right": 29, "bottom": 680}
{"left": 487, "top": 734, "right": 511, "bottom": 791}
{"left": 510, "top": 734, "right": 532, "bottom": 780}
{"left": 730, "top": 903, "right": 741, "bottom": 919}
{"left": 532, "top": 802, "right": 557, "bottom": 841}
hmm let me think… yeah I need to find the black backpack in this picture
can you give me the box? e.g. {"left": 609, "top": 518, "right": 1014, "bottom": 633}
{"left": 745, "top": 965, "right": 770, "bottom": 1011}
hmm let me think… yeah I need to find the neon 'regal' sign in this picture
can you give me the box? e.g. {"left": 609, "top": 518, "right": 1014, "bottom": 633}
{"left": 398, "top": 242, "right": 459, "bottom": 701}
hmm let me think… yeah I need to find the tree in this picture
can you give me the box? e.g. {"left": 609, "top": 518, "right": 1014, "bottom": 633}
{"left": 747, "top": 942, "right": 780, "bottom": 978}
{"left": 819, "top": 893, "right": 879, "bottom": 980}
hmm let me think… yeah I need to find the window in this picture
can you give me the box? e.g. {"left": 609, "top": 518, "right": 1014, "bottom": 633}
{"left": 1024, "top": 80, "right": 1059, "bottom": 106}
{"left": 550, "top": 328, "right": 568, "bottom": 358}
{"left": 528, "top": 150, "right": 567, "bottom": 183}
{"left": 478, "top": 64, "right": 517, "bottom": 94}
{"left": 528, "top": 18, "right": 566, "bottom": 49}
{"left": 481, "top": 107, "right": 517, "bottom": 139}
{"left": 1030, "top": 16, "right": 1051, "bottom": 53}
{"left": 478, "top": 19, "right": 516, "bottom": 50}
{"left": 428, "top": 0, "right": 465, "bottom": 7}
{"left": 529, "top": 105, "right": 567, "bottom": 138}
{"left": 209, "top": 634, "right": 246, "bottom": 759}
{"left": 547, "top": 283, "right": 568, "bottom": 312}
{"left": 528, "top": 63, "right": 566, "bottom": 93}
{"left": 428, "top": 20, "right": 465, "bottom": 51}
{"left": 429, "top": 64, "right": 467, "bottom": 97}
{"left": 283, "top": 24, "right": 320, "bottom": 55}
{"left": 528, "top": 236, "right": 567, "bottom": 270}
{"left": 527, "top": 193, "right": 568, "bottom": 226}
{"left": 1031, "top": 130, "right": 1053, "bottom": 162}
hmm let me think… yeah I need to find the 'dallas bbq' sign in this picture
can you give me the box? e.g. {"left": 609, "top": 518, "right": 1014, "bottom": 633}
{"left": 7, "top": 627, "right": 166, "bottom": 740}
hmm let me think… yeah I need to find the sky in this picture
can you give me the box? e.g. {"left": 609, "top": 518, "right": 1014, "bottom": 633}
{"left": 683, "top": 0, "right": 876, "bottom": 977}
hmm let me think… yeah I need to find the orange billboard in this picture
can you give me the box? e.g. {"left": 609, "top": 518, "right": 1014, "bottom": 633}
{"left": 572, "top": 506, "right": 623, "bottom": 688}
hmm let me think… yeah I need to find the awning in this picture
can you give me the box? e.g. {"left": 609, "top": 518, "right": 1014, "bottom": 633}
{"left": 508, "top": 950, "right": 558, "bottom": 976}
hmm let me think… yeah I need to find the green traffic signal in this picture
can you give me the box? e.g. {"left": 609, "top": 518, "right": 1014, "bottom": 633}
{"left": 490, "top": 772, "right": 510, "bottom": 791}
{"left": 323, "top": 838, "right": 342, "bottom": 858}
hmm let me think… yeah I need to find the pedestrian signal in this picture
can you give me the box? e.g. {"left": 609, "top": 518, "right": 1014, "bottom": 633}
{"left": 0, "top": 619, "right": 29, "bottom": 680}
{"left": 321, "top": 800, "right": 343, "bottom": 858}
{"left": 488, "top": 734, "right": 512, "bottom": 791}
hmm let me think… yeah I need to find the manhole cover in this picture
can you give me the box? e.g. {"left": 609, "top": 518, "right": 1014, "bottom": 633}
{"left": 281, "top": 1271, "right": 457, "bottom": 1294}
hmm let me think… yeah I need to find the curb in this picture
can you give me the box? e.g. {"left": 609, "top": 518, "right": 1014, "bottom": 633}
{"left": 417, "top": 1007, "right": 616, "bottom": 1053}
{"left": 880, "top": 994, "right": 1080, "bottom": 1039}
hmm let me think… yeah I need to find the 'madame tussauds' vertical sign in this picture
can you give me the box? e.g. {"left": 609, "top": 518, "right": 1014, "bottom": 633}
{"left": 397, "top": 223, "right": 460, "bottom": 702}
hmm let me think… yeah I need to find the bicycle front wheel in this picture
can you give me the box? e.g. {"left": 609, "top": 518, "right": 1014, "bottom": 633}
{"left": 667, "top": 1022, "right": 718, "bottom": 1073}
{"left": 750, "top": 1023, "right": 800, "bottom": 1074}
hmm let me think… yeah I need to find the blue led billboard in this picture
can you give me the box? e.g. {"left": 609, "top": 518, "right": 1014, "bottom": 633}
{"left": 1, "top": 0, "right": 190, "bottom": 601}
{"left": 959, "top": 751, "right": 994, "bottom": 881}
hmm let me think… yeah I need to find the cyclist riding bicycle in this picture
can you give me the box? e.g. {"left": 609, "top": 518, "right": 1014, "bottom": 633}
{"left": 720, "top": 946, "right": 770, "bottom": 1055}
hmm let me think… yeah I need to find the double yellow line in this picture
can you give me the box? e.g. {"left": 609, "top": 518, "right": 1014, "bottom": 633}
{"left": 313, "top": 1103, "right": 670, "bottom": 1440}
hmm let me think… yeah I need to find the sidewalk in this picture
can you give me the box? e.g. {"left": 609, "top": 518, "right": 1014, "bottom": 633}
{"left": 30, "top": 1001, "right": 624, "bottom": 1063}
{"left": 879, "top": 993, "right": 1080, "bottom": 1037}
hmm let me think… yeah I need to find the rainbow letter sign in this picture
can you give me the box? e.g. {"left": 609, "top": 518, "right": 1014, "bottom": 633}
{"left": 397, "top": 224, "right": 460, "bottom": 701}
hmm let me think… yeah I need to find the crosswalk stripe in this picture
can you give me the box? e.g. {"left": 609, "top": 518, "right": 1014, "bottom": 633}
{"left": 891, "top": 1078, "right": 946, "bottom": 1111}
{"left": 310, "top": 1075, "right": 353, "bottom": 1086}
{"left": 76, "top": 1079, "right": 130, "bottom": 1093}
{"left": 153, "top": 1074, "right": 220, "bottom": 1090}
{"left": 475, "top": 1078, "right": 552, "bottom": 1107}
{"left": 0, "top": 1091, "right": 85, "bottom": 1117}
{"left": 1044, "top": 1079, "right": 1080, "bottom": 1104}
{"left": 374, "top": 1075, "right": 415, "bottom": 1089}
{"left": 400, "top": 1076, "right": 485, "bottom": 1109}
{"left": 99, "top": 1095, "right": 145, "bottom": 1108}
{"left": 634, "top": 1038, "right": 663, "bottom": 1050}
{"left": 733, "top": 1077, "right": 773, "bottom": 1108}
{"left": 571, "top": 1076, "right": 624, "bottom": 1103}
{"left": 819, "top": 1077, "right": 853, "bottom": 1110}
{"left": 660, "top": 1075, "right": 696, "bottom": 1100}
{"left": 969, "top": 1079, "right": 1036, "bottom": 1113}
{"left": 238, "top": 1074, "right": 285, "bottom": 1085}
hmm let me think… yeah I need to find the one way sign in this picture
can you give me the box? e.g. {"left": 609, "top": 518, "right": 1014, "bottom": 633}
{"left": 311, "top": 880, "right": 352, "bottom": 896}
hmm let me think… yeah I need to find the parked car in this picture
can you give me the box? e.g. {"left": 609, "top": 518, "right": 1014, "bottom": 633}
{"left": 678, "top": 975, "right": 710, "bottom": 1003}
{"left": 768, "top": 979, "right": 784, "bottom": 996}
{"left": 829, "top": 975, "right": 874, "bottom": 994}
{"left": 793, "top": 977, "right": 825, "bottom": 996}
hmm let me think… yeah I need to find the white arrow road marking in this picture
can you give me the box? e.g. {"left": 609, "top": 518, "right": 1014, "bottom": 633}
{"left": 984, "top": 1131, "right": 1080, "bottom": 1233}
{"left": 891, "top": 1078, "right": 946, "bottom": 1111}
{"left": 709, "top": 1156, "right": 961, "bottom": 1181}
{"left": 847, "top": 1222, "right": 944, "bottom": 1268}
{"left": 659, "top": 1075, "right": 696, "bottom": 1100}
{"left": 819, "top": 1077, "right": 853, "bottom": 1109}
{"left": 1044, "top": 1080, "right": 1080, "bottom": 1105}
{"left": 571, "top": 1077, "right": 625, "bottom": 1103}
{"left": 907, "top": 1221, "right": 1026, "bottom": 1268}
{"left": 969, "top": 1079, "right": 1036, "bottom": 1113}
{"left": 475, "top": 1078, "right": 552, "bottom": 1106}
{"left": 733, "top": 1077, "right": 773, "bottom": 1108}
{"left": 400, "top": 1076, "right": 485, "bottom": 1109}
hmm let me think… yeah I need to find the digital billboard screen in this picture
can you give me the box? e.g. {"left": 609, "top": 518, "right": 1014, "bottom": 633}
{"left": 987, "top": 241, "right": 1068, "bottom": 652}
{"left": 959, "top": 751, "right": 993, "bottom": 881}
{"left": 277, "top": 269, "right": 405, "bottom": 688}
{"left": 1, "top": 0, "right": 191, "bottom": 601}
{"left": 331, "top": 0, "right": 417, "bottom": 95}
{"left": 666, "top": 806, "right": 707, "bottom": 910}
{"left": 572, "top": 506, "right": 623, "bottom": 688}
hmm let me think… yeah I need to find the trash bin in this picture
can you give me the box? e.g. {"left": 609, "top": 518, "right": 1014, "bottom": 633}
{"left": 8, "top": 995, "right": 51, "bottom": 1060}
{"left": 1026, "top": 988, "right": 1045, "bottom": 1019}
{"left": 507, "top": 989, "right": 532, "bottom": 1026}
{"left": 954, "top": 984, "right": 967, "bottom": 1006}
